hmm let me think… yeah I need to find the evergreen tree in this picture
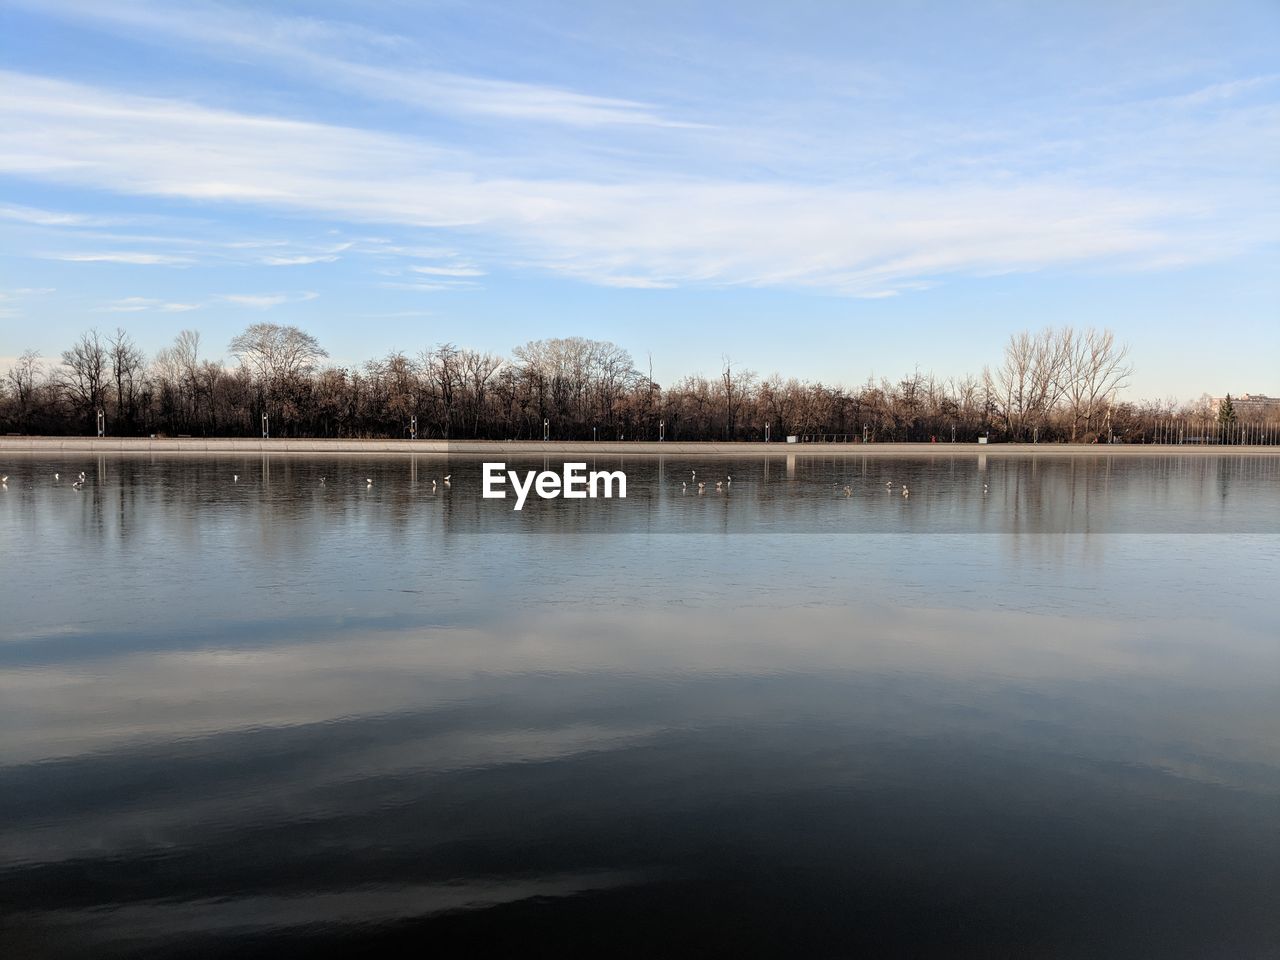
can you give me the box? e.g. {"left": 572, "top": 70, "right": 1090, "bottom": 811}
{"left": 1217, "top": 394, "right": 1237, "bottom": 425}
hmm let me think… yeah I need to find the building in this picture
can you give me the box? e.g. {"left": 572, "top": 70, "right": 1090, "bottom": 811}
{"left": 1208, "top": 394, "right": 1279, "bottom": 418}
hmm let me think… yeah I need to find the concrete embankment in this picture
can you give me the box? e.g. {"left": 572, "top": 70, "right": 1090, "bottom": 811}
{"left": 2, "top": 437, "right": 1278, "bottom": 457}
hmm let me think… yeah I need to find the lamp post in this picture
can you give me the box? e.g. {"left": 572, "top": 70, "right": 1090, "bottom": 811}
{"left": 543, "top": 418, "right": 549, "bottom": 441}
{"left": 261, "top": 414, "right": 269, "bottom": 439}
{"left": 96, "top": 410, "right": 105, "bottom": 437}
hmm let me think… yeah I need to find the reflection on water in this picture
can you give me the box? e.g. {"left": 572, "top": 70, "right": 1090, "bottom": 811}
{"left": 1, "top": 455, "right": 1278, "bottom": 957}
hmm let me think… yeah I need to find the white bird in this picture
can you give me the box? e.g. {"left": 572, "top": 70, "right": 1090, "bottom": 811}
{"left": 366, "top": 478, "right": 373, "bottom": 485}
{"left": 443, "top": 474, "right": 451, "bottom": 482}
{"left": 682, "top": 481, "right": 687, "bottom": 490}
{"left": 716, "top": 481, "right": 722, "bottom": 490}
{"left": 902, "top": 487, "right": 910, "bottom": 498}
{"left": 1, "top": 475, "right": 7, "bottom": 483}
{"left": 843, "top": 486, "right": 852, "bottom": 497}
{"left": 54, "top": 473, "right": 60, "bottom": 481}
{"left": 432, "top": 479, "right": 437, "bottom": 489}
{"left": 233, "top": 474, "right": 239, "bottom": 483}
{"left": 697, "top": 481, "right": 705, "bottom": 494}
{"left": 727, "top": 474, "right": 733, "bottom": 485}
{"left": 78, "top": 472, "right": 86, "bottom": 481}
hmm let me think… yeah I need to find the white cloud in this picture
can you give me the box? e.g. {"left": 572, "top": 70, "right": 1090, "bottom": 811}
{"left": 0, "top": 287, "right": 56, "bottom": 298}
{"left": 261, "top": 254, "right": 339, "bottom": 266}
{"left": 221, "top": 294, "right": 288, "bottom": 309}
{"left": 0, "top": 287, "right": 56, "bottom": 319}
{"left": 99, "top": 297, "right": 158, "bottom": 312}
{"left": 220, "top": 291, "right": 317, "bottom": 309}
{"left": 47, "top": 251, "right": 194, "bottom": 265}
{"left": 0, "top": 204, "right": 100, "bottom": 226}
{"left": 16, "top": 0, "right": 697, "bottom": 129}
{"left": 1, "top": 71, "right": 1272, "bottom": 297}
{"left": 1165, "top": 74, "right": 1280, "bottom": 107}
{"left": 409, "top": 265, "right": 485, "bottom": 277}
{"left": 97, "top": 297, "right": 203, "bottom": 313}
{"left": 380, "top": 281, "right": 477, "bottom": 293}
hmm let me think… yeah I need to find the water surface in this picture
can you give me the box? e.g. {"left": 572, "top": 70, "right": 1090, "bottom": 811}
{"left": 1, "top": 454, "right": 1277, "bottom": 957}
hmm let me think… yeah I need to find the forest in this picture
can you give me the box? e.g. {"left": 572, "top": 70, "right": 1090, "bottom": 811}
{"left": 0, "top": 322, "right": 1265, "bottom": 443}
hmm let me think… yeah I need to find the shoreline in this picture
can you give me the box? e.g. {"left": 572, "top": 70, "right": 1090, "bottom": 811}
{"left": 2, "top": 436, "right": 1278, "bottom": 457}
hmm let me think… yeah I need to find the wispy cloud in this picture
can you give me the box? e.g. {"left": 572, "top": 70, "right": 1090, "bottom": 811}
{"left": 2, "top": 70, "right": 1273, "bottom": 297}
{"left": 17, "top": 0, "right": 698, "bottom": 129}
{"left": 1, "top": 204, "right": 105, "bottom": 227}
{"left": 1164, "top": 74, "right": 1280, "bottom": 107}
{"left": 220, "top": 291, "right": 319, "bottom": 309}
{"left": 0, "top": 286, "right": 57, "bottom": 319}
{"left": 260, "top": 254, "right": 339, "bottom": 266}
{"left": 97, "top": 297, "right": 201, "bottom": 313}
{"left": 379, "top": 281, "right": 478, "bottom": 293}
{"left": 408, "top": 265, "right": 485, "bottom": 277}
{"left": 47, "top": 251, "right": 195, "bottom": 266}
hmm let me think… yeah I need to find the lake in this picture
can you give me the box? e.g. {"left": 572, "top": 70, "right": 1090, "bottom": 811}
{"left": 1, "top": 452, "right": 1278, "bottom": 957}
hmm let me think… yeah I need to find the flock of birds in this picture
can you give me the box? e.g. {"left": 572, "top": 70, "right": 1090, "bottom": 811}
{"left": 4, "top": 469, "right": 992, "bottom": 500}
{"left": 682, "top": 469, "right": 733, "bottom": 495}
{"left": 838, "top": 478, "right": 990, "bottom": 499}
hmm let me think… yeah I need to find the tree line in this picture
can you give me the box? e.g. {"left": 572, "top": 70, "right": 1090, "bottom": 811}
{"left": 0, "top": 321, "right": 1260, "bottom": 442}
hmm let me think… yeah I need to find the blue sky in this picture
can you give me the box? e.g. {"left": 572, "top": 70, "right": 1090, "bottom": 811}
{"left": 1, "top": 0, "right": 1276, "bottom": 398}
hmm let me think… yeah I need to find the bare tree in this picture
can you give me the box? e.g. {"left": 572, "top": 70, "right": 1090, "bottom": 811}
{"left": 108, "top": 327, "right": 146, "bottom": 430}
{"left": 1062, "top": 328, "right": 1132, "bottom": 441}
{"left": 986, "top": 328, "right": 1072, "bottom": 440}
{"left": 228, "top": 323, "right": 327, "bottom": 384}
{"left": 60, "top": 329, "right": 109, "bottom": 431}
{"left": 6, "top": 350, "right": 43, "bottom": 433}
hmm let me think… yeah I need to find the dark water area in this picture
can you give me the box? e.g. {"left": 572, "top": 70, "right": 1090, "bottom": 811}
{"left": 1, "top": 454, "right": 1278, "bottom": 958}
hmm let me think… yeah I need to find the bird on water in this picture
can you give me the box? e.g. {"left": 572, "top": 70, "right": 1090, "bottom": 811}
{"left": 233, "top": 475, "right": 239, "bottom": 483}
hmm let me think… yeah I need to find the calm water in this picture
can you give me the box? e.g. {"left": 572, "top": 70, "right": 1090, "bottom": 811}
{"left": 1, "top": 453, "right": 1278, "bottom": 958}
